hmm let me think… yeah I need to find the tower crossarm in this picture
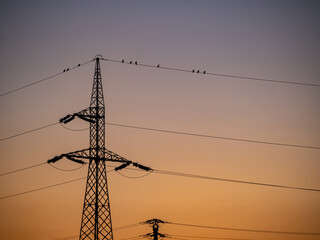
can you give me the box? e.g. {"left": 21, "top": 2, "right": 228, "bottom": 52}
{"left": 47, "top": 148, "right": 91, "bottom": 165}
{"left": 142, "top": 232, "right": 167, "bottom": 239}
{"left": 48, "top": 148, "right": 153, "bottom": 172}
{"left": 60, "top": 107, "right": 96, "bottom": 124}
{"left": 145, "top": 219, "right": 167, "bottom": 225}
{"left": 104, "top": 149, "right": 132, "bottom": 163}
{"left": 104, "top": 149, "right": 153, "bottom": 172}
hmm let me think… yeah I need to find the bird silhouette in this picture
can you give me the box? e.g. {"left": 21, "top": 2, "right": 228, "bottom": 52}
{"left": 78, "top": 64, "right": 80, "bottom": 67}
{"left": 157, "top": 65, "right": 160, "bottom": 68}
{"left": 197, "top": 70, "right": 199, "bottom": 73}
{"left": 135, "top": 61, "right": 137, "bottom": 65}
{"left": 192, "top": 70, "right": 195, "bottom": 73}
{"left": 203, "top": 71, "right": 206, "bottom": 74}
{"left": 130, "top": 61, "right": 132, "bottom": 64}
{"left": 122, "top": 60, "right": 124, "bottom": 63}
{"left": 67, "top": 68, "right": 69, "bottom": 71}
{"left": 63, "top": 69, "right": 66, "bottom": 72}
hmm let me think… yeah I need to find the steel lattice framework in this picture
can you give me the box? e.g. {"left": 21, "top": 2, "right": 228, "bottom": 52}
{"left": 48, "top": 55, "right": 151, "bottom": 240}
{"left": 80, "top": 56, "right": 112, "bottom": 240}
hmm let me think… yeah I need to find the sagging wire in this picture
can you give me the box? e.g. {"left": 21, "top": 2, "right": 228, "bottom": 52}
{"left": 116, "top": 169, "right": 153, "bottom": 179}
{"left": 0, "top": 58, "right": 95, "bottom": 97}
{"left": 0, "top": 162, "right": 47, "bottom": 177}
{"left": 48, "top": 162, "right": 87, "bottom": 172}
{"left": 102, "top": 57, "right": 320, "bottom": 87}
{"left": 59, "top": 122, "right": 89, "bottom": 132}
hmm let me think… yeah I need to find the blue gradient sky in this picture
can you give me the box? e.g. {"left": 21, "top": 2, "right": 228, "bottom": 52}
{"left": 0, "top": 1, "right": 319, "bottom": 240}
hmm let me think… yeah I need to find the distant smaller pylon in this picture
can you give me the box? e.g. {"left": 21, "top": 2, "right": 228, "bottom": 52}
{"left": 142, "top": 219, "right": 167, "bottom": 240}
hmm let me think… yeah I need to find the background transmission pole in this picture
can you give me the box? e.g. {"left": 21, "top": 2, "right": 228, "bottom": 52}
{"left": 143, "top": 219, "right": 167, "bottom": 240}
{"left": 48, "top": 55, "right": 151, "bottom": 240}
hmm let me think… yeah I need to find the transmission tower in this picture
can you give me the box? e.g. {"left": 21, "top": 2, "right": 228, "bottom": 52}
{"left": 143, "top": 219, "right": 167, "bottom": 240}
{"left": 48, "top": 55, "right": 151, "bottom": 240}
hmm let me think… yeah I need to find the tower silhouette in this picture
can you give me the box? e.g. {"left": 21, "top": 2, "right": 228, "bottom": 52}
{"left": 143, "top": 219, "right": 167, "bottom": 240}
{"left": 48, "top": 55, "right": 151, "bottom": 240}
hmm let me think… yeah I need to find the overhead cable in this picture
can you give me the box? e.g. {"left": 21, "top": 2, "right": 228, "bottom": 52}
{"left": 114, "top": 223, "right": 142, "bottom": 230}
{"left": 54, "top": 235, "right": 143, "bottom": 240}
{"left": 0, "top": 170, "right": 116, "bottom": 200}
{"left": 112, "top": 165, "right": 320, "bottom": 192}
{"left": 0, "top": 58, "right": 94, "bottom": 97}
{"left": 151, "top": 169, "right": 320, "bottom": 192}
{"left": 53, "top": 235, "right": 78, "bottom": 240}
{"left": 0, "top": 162, "right": 46, "bottom": 177}
{"left": 0, "top": 176, "right": 86, "bottom": 200}
{"left": 170, "top": 235, "right": 252, "bottom": 240}
{"left": 101, "top": 58, "right": 320, "bottom": 87}
{"left": 1, "top": 162, "right": 319, "bottom": 201}
{"left": 1, "top": 121, "right": 319, "bottom": 151}
{"left": 118, "top": 236, "right": 144, "bottom": 240}
{"left": 48, "top": 162, "right": 86, "bottom": 172}
{"left": 52, "top": 224, "right": 141, "bottom": 240}
{"left": 116, "top": 169, "right": 153, "bottom": 179}
{"left": 107, "top": 123, "right": 320, "bottom": 150}
{"left": 168, "top": 222, "right": 320, "bottom": 236}
{"left": 0, "top": 122, "right": 59, "bottom": 142}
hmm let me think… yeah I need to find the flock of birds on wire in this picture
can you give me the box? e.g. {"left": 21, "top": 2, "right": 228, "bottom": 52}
{"left": 121, "top": 59, "right": 207, "bottom": 74}
{"left": 62, "top": 60, "right": 207, "bottom": 74}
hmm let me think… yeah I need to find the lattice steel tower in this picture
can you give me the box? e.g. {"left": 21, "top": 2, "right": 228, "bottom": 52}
{"left": 48, "top": 55, "right": 151, "bottom": 240}
{"left": 79, "top": 55, "right": 111, "bottom": 239}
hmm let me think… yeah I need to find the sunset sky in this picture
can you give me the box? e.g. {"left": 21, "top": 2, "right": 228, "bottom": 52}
{"left": 0, "top": 1, "right": 320, "bottom": 240}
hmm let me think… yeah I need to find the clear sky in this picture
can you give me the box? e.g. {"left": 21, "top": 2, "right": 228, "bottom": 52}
{"left": 0, "top": 1, "right": 319, "bottom": 240}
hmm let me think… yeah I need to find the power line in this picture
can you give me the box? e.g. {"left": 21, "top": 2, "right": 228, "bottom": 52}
{"left": 0, "top": 170, "right": 116, "bottom": 200}
{"left": 170, "top": 235, "right": 251, "bottom": 240}
{"left": 169, "top": 237, "right": 189, "bottom": 240}
{"left": 1, "top": 160, "right": 319, "bottom": 193}
{"left": 152, "top": 168, "right": 320, "bottom": 192}
{"left": 51, "top": 224, "right": 142, "bottom": 240}
{"left": 48, "top": 162, "right": 87, "bottom": 172}
{"left": 51, "top": 219, "right": 320, "bottom": 240}
{"left": 2, "top": 121, "right": 319, "bottom": 151}
{"left": 107, "top": 123, "right": 320, "bottom": 150}
{"left": 0, "top": 162, "right": 46, "bottom": 177}
{"left": 0, "top": 159, "right": 319, "bottom": 195}
{"left": 118, "top": 236, "right": 144, "bottom": 240}
{"left": 115, "top": 165, "right": 320, "bottom": 192}
{"left": 168, "top": 222, "right": 320, "bottom": 236}
{"left": 53, "top": 235, "right": 78, "bottom": 240}
{"left": 53, "top": 235, "right": 144, "bottom": 240}
{"left": 0, "top": 59, "right": 94, "bottom": 97}
{"left": 0, "top": 122, "right": 59, "bottom": 142}
{"left": 0, "top": 176, "right": 86, "bottom": 200}
{"left": 114, "top": 223, "right": 142, "bottom": 230}
{"left": 60, "top": 122, "right": 89, "bottom": 131}
{"left": 169, "top": 237, "right": 245, "bottom": 240}
{"left": 116, "top": 169, "right": 153, "bottom": 179}
{"left": 101, "top": 58, "right": 320, "bottom": 87}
